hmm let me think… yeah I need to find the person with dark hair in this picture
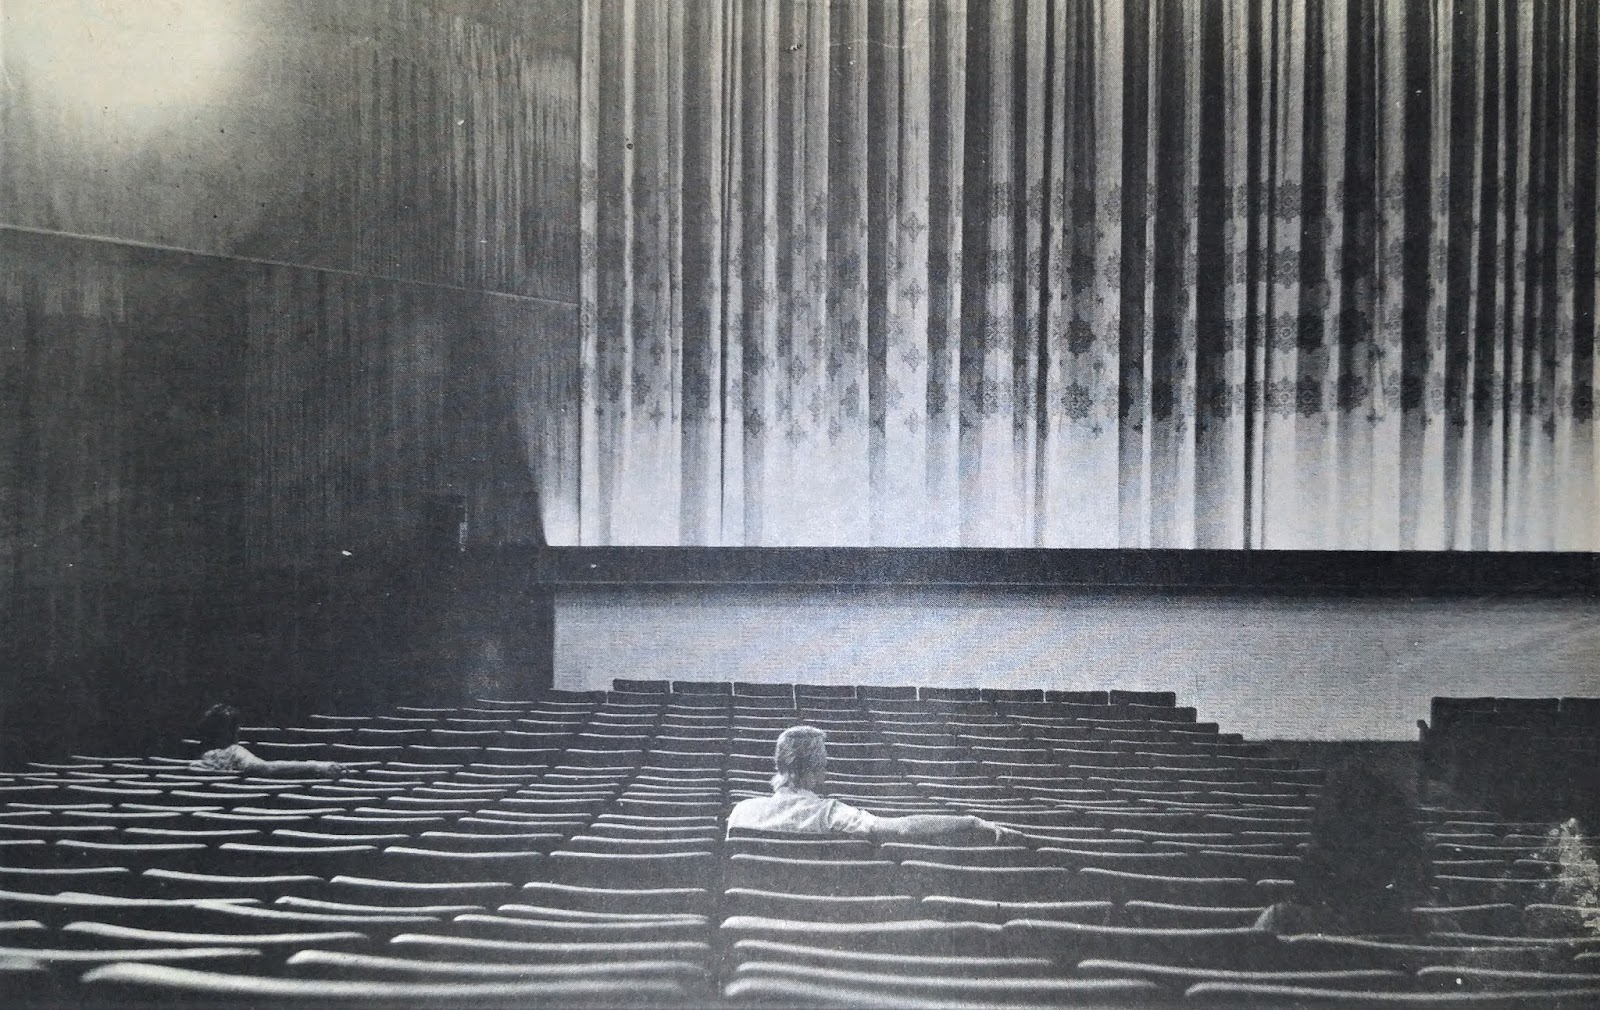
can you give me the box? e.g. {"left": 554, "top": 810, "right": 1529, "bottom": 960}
{"left": 726, "top": 725, "right": 1023, "bottom": 842}
{"left": 1255, "top": 759, "right": 1430, "bottom": 936}
{"left": 190, "top": 704, "right": 344, "bottom": 777}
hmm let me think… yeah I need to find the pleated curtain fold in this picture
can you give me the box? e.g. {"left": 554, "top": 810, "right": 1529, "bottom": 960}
{"left": 536, "top": 0, "right": 1599, "bottom": 548}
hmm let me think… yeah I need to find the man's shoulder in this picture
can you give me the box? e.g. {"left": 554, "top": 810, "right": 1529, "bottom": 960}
{"left": 727, "top": 792, "right": 776, "bottom": 816}
{"left": 727, "top": 790, "right": 831, "bottom": 829}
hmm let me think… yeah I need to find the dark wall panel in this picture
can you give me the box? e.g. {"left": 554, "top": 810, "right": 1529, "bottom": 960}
{"left": 240, "top": 261, "right": 568, "bottom": 567}
{"left": 0, "top": 229, "right": 570, "bottom": 763}
{"left": 0, "top": 0, "right": 577, "bottom": 764}
{"left": 0, "top": 231, "right": 250, "bottom": 587}
{"left": 0, "top": 0, "right": 578, "bottom": 300}
{"left": 1, "top": 228, "right": 569, "bottom": 586}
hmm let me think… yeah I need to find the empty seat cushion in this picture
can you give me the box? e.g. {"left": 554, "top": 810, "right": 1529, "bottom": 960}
{"left": 726, "top": 786, "right": 877, "bottom": 837}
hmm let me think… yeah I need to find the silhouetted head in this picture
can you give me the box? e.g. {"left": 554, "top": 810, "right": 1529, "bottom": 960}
{"left": 197, "top": 704, "right": 241, "bottom": 751}
{"left": 773, "top": 725, "right": 828, "bottom": 792}
{"left": 1297, "top": 759, "right": 1428, "bottom": 932}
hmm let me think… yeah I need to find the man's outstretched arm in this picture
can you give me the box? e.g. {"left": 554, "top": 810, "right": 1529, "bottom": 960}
{"left": 232, "top": 746, "right": 342, "bottom": 778}
{"left": 257, "top": 759, "right": 344, "bottom": 777}
{"left": 868, "top": 814, "right": 1025, "bottom": 843}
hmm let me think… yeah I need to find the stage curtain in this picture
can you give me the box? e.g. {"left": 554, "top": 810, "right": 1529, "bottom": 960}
{"left": 538, "top": 0, "right": 1599, "bottom": 548}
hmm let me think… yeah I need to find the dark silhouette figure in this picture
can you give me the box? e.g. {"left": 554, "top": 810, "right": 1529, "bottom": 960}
{"left": 1256, "top": 759, "right": 1429, "bottom": 936}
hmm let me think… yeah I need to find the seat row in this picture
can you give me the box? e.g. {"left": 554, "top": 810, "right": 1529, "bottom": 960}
{"left": 3, "top": 686, "right": 1596, "bottom": 1007}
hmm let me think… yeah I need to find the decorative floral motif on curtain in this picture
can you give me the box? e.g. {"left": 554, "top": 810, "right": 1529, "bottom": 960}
{"left": 534, "top": 0, "right": 1598, "bottom": 548}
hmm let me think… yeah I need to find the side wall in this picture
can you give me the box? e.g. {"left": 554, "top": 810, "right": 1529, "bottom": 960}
{"left": 0, "top": 0, "right": 577, "bottom": 761}
{"left": 554, "top": 587, "right": 1600, "bottom": 741}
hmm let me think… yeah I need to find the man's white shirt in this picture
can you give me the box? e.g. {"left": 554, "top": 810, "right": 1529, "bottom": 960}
{"left": 726, "top": 785, "right": 879, "bottom": 836}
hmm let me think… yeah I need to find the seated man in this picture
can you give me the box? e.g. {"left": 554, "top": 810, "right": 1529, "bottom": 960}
{"left": 728, "top": 725, "right": 1022, "bottom": 842}
{"left": 189, "top": 704, "right": 345, "bottom": 777}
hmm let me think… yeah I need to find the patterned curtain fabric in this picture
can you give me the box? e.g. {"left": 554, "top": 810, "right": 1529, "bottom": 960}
{"left": 536, "top": 0, "right": 1599, "bottom": 548}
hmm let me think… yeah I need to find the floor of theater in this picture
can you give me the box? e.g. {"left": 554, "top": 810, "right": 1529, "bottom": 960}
{"left": 2, "top": 683, "right": 1597, "bottom": 1008}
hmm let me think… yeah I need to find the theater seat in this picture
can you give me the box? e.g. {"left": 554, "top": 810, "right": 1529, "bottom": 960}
{"left": 895, "top": 861, "right": 1075, "bottom": 902}
{"left": 492, "top": 904, "right": 707, "bottom": 926}
{"left": 0, "top": 942, "right": 264, "bottom": 970}
{"left": 276, "top": 896, "right": 484, "bottom": 917}
{"left": 1073, "top": 867, "right": 1258, "bottom": 905}
{"left": 546, "top": 850, "right": 715, "bottom": 890}
{"left": 726, "top": 938, "right": 1054, "bottom": 978}
{"left": 0, "top": 866, "right": 135, "bottom": 896}
{"left": 177, "top": 900, "right": 439, "bottom": 931}
{"left": 1417, "top": 966, "right": 1600, "bottom": 991}
{"left": 1004, "top": 919, "right": 1282, "bottom": 969}
{"left": 1275, "top": 935, "right": 1554, "bottom": 972}
{"left": 326, "top": 876, "right": 517, "bottom": 906}
{"left": 217, "top": 842, "right": 377, "bottom": 877}
{"left": 61, "top": 920, "right": 370, "bottom": 950}
{"left": 284, "top": 949, "right": 712, "bottom": 992}
{"left": 877, "top": 843, "right": 1038, "bottom": 868}
{"left": 1035, "top": 847, "right": 1192, "bottom": 873}
{"left": 722, "top": 888, "right": 918, "bottom": 923}
{"left": 416, "top": 831, "right": 565, "bottom": 853}
{"left": 725, "top": 855, "right": 898, "bottom": 897}
{"left": 919, "top": 896, "right": 1111, "bottom": 925}
{"left": 54, "top": 840, "right": 209, "bottom": 871}
{"left": 1117, "top": 900, "right": 1268, "bottom": 929}
{"left": 520, "top": 881, "right": 713, "bottom": 916}
{"left": 140, "top": 869, "right": 325, "bottom": 900}
{"left": 446, "top": 913, "right": 707, "bottom": 945}
{"left": 1185, "top": 980, "right": 1600, "bottom": 1006}
{"left": 588, "top": 821, "right": 719, "bottom": 841}
{"left": 80, "top": 963, "right": 690, "bottom": 1006}
{"left": 0, "top": 888, "right": 255, "bottom": 931}
{"left": 718, "top": 916, "right": 1003, "bottom": 957}
{"left": 725, "top": 962, "right": 1163, "bottom": 1007}
{"left": 724, "top": 836, "right": 874, "bottom": 860}
{"left": 1184, "top": 849, "right": 1303, "bottom": 880}
{"left": 1077, "top": 958, "right": 1411, "bottom": 991}
{"left": 378, "top": 847, "right": 545, "bottom": 882}
{"left": 561, "top": 834, "right": 719, "bottom": 855}
{"left": 388, "top": 932, "right": 714, "bottom": 966}
{"left": 1413, "top": 903, "right": 1521, "bottom": 935}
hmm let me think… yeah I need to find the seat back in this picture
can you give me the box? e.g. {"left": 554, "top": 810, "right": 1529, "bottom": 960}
{"left": 721, "top": 888, "right": 917, "bottom": 923}
{"left": 546, "top": 850, "right": 716, "bottom": 890}
{"left": 1005, "top": 919, "right": 1283, "bottom": 968}
{"left": 724, "top": 963, "right": 1163, "bottom": 1007}
{"left": 519, "top": 880, "right": 712, "bottom": 916}
{"left": 719, "top": 915, "right": 1002, "bottom": 956}
{"left": 724, "top": 855, "right": 897, "bottom": 897}
{"left": 894, "top": 861, "right": 1075, "bottom": 902}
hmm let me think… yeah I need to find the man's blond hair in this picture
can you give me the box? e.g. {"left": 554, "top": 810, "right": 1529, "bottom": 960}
{"left": 773, "top": 725, "right": 827, "bottom": 790}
